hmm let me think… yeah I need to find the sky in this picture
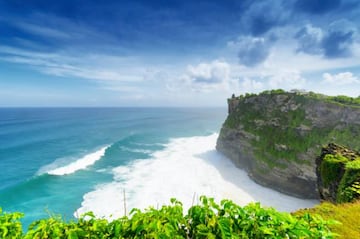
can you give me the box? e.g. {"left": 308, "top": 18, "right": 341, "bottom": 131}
{"left": 0, "top": 0, "right": 359, "bottom": 107}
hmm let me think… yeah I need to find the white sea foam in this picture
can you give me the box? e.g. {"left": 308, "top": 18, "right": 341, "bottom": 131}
{"left": 75, "top": 134, "right": 318, "bottom": 219}
{"left": 119, "top": 146, "right": 153, "bottom": 154}
{"left": 130, "top": 142, "right": 164, "bottom": 147}
{"left": 44, "top": 146, "right": 109, "bottom": 176}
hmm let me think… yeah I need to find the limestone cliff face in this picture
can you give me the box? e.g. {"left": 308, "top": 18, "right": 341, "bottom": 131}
{"left": 216, "top": 91, "right": 360, "bottom": 199}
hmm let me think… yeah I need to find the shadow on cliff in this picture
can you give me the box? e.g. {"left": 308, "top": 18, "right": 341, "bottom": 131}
{"left": 195, "top": 150, "right": 318, "bottom": 211}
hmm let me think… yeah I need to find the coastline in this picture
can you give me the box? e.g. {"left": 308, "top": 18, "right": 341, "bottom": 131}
{"left": 75, "top": 133, "right": 318, "bottom": 219}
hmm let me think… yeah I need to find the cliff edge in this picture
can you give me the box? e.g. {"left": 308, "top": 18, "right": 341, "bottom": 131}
{"left": 216, "top": 90, "right": 360, "bottom": 198}
{"left": 316, "top": 143, "right": 360, "bottom": 203}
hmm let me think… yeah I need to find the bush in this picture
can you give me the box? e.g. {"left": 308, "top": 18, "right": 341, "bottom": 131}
{"left": 0, "top": 197, "right": 336, "bottom": 239}
{"left": 337, "top": 159, "right": 360, "bottom": 203}
{"left": 0, "top": 208, "right": 23, "bottom": 239}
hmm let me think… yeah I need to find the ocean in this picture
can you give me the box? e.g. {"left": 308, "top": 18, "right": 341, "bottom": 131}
{"left": 0, "top": 107, "right": 317, "bottom": 228}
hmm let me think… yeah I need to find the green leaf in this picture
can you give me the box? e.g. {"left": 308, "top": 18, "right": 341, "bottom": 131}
{"left": 219, "top": 218, "right": 232, "bottom": 239}
{"left": 67, "top": 229, "right": 79, "bottom": 239}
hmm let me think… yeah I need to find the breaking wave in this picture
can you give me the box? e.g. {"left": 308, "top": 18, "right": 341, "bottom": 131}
{"left": 75, "top": 134, "right": 318, "bottom": 219}
{"left": 40, "top": 146, "right": 109, "bottom": 176}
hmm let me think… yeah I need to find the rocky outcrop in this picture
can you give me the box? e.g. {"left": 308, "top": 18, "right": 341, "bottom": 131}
{"left": 216, "top": 91, "right": 360, "bottom": 199}
{"left": 316, "top": 143, "right": 360, "bottom": 203}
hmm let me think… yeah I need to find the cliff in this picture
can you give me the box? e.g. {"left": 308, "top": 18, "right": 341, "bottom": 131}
{"left": 216, "top": 90, "right": 360, "bottom": 198}
{"left": 316, "top": 143, "right": 360, "bottom": 203}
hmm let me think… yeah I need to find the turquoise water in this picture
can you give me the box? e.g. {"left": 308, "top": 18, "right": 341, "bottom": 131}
{"left": 0, "top": 107, "right": 226, "bottom": 227}
{"left": 0, "top": 107, "right": 319, "bottom": 229}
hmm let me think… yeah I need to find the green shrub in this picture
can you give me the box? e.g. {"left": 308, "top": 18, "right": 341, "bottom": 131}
{"left": 0, "top": 208, "right": 23, "bottom": 239}
{"left": 0, "top": 197, "right": 336, "bottom": 239}
{"left": 337, "top": 159, "right": 360, "bottom": 203}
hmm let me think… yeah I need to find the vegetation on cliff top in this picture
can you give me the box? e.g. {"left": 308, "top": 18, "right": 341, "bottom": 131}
{"left": 229, "top": 89, "right": 360, "bottom": 108}
{"left": 0, "top": 196, "right": 335, "bottom": 239}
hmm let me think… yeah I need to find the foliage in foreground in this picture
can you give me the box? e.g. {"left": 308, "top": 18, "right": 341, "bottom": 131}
{"left": 295, "top": 200, "right": 360, "bottom": 239}
{"left": 0, "top": 197, "right": 335, "bottom": 239}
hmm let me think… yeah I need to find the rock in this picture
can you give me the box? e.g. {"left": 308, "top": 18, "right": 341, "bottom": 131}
{"left": 316, "top": 143, "right": 360, "bottom": 203}
{"left": 217, "top": 91, "right": 360, "bottom": 199}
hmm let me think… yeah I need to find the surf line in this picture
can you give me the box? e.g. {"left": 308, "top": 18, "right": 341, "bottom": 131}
{"left": 47, "top": 146, "right": 109, "bottom": 176}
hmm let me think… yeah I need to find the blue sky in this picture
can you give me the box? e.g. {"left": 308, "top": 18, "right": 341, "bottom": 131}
{"left": 0, "top": 0, "right": 359, "bottom": 106}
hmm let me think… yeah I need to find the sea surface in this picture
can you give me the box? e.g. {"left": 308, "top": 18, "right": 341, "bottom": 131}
{"left": 0, "top": 107, "right": 317, "bottom": 228}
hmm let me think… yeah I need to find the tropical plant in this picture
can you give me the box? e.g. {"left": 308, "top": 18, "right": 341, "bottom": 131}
{"left": 0, "top": 197, "right": 336, "bottom": 238}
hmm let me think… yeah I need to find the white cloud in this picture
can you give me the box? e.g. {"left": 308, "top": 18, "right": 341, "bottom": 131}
{"left": 295, "top": 24, "right": 323, "bottom": 55}
{"left": 14, "top": 22, "right": 71, "bottom": 39}
{"left": 0, "top": 46, "right": 144, "bottom": 82}
{"left": 187, "top": 60, "right": 230, "bottom": 83}
{"left": 180, "top": 60, "right": 233, "bottom": 92}
{"left": 7, "top": 12, "right": 120, "bottom": 47}
{"left": 322, "top": 72, "right": 360, "bottom": 85}
{"left": 240, "top": 78, "right": 264, "bottom": 93}
{"left": 142, "top": 69, "right": 169, "bottom": 83}
{"left": 228, "top": 36, "right": 273, "bottom": 67}
{"left": 268, "top": 70, "right": 306, "bottom": 90}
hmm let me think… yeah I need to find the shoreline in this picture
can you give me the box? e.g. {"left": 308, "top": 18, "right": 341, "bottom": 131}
{"left": 75, "top": 133, "right": 318, "bottom": 219}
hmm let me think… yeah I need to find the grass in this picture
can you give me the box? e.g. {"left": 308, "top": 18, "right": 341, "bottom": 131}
{"left": 294, "top": 200, "right": 360, "bottom": 239}
{"left": 320, "top": 154, "right": 348, "bottom": 187}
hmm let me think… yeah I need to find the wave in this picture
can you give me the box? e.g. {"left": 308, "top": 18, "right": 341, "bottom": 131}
{"left": 75, "top": 134, "right": 318, "bottom": 219}
{"left": 119, "top": 146, "right": 154, "bottom": 154}
{"left": 130, "top": 142, "right": 164, "bottom": 147}
{"left": 40, "top": 146, "right": 109, "bottom": 176}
